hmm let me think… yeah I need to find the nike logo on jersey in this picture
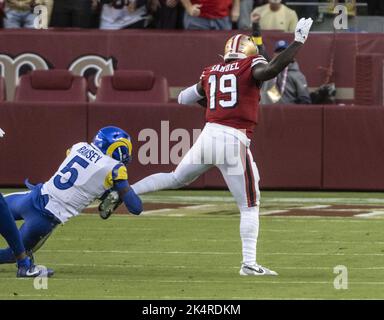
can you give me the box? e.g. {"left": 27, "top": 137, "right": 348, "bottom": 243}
{"left": 210, "top": 62, "right": 239, "bottom": 73}
{"left": 76, "top": 146, "right": 103, "bottom": 164}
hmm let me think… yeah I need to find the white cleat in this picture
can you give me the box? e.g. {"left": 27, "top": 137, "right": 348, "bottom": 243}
{"left": 239, "top": 264, "right": 278, "bottom": 276}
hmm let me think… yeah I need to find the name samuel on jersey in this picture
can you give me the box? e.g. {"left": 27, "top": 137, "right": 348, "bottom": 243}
{"left": 210, "top": 62, "right": 240, "bottom": 73}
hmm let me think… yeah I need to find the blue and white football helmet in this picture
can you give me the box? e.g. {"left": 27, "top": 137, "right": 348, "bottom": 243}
{"left": 93, "top": 126, "right": 132, "bottom": 164}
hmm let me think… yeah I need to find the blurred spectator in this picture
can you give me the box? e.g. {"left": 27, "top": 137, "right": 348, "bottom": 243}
{"left": 288, "top": 0, "right": 318, "bottom": 20}
{"left": 50, "top": 0, "right": 96, "bottom": 28}
{"left": 2, "top": 0, "right": 53, "bottom": 28}
{"left": 238, "top": 0, "right": 266, "bottom": 30}
{"left": 367, "top": 0, "right": 384, "bottom": 16}
{"left": 180, "top": 0, "right": 240, "bottom": 30}
{"left": 251, "top": 0, "right": 298, "bottom": 32}
{"left": 0, "top": 0, "right": 5, "bottom": 27}
{"left": 100, "top": 0, "right": 151, "bottom": 29}
{"left": 151, "top": 0, "right": 184, "bottom": 29}
{"left": 261, "top": 40, "right": 311, "bottom": 104}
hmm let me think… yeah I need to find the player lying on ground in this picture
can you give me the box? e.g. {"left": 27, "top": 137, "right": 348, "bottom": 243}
{"left": 132, "top": 18, "right": 313, "bottom": 276}
{"left": 0, "top": 126, "right": 142, "bottom": 274}
{"left": 1, "top": 128, "right": 52, "bottom": 278}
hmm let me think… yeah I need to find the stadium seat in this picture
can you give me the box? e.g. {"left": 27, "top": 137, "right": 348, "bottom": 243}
{"left": 96, "top": 70, "right": 169, "bottom": 103}
{"left": 14, "top": 70, "right": 87, "bottom": 102}
{"left": 0, "top": 77, "right": 5, "bottom": 101}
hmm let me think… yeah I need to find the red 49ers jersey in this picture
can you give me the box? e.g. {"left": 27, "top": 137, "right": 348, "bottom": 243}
{"left": 200, "top": 55, "right": 268, "bottom": 138}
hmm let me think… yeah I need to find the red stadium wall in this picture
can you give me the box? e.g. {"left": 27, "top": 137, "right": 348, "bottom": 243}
{"left": 1, "top": 30, "right": 384, "bottom": 103}
{"left": 1, "top": 102, "right": 384, "bottom": 191}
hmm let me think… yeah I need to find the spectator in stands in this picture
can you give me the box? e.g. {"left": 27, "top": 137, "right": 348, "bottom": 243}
{"left": 50, "top": 0, "right": 96, "bottom": 28}
{"left": 99, "top": 0, "right": 152, "bottom": 29}
{"left": 261, "top": 40, "right": 311, "bottom": 105}
{"left": 251, "top": 0, "right": 298, "bottom": 32}
{"left": 367, "top": 0, "right": 384, "bottom": 16}
{"left": 238, "top": 0, "right": 265, "bottom": 30}
{"left": 2, "top": 0, "right": 53, "bottom": 29}
{"left": 151, "top": 0, "right": 184, "bottom": 29}
{"left": 180, "top": 0, "right": 240, "bottom": 30}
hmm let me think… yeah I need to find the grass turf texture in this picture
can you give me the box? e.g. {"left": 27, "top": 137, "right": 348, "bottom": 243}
{"left": 0, "top": 189, "right": 384, "bottom": 299}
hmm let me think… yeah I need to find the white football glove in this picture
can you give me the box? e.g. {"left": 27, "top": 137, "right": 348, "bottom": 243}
{"left": 294, "top": 17, "right": 313, "bottom": 44}
{"left": 0, "top": 128, "right": 5, "bottom": 138}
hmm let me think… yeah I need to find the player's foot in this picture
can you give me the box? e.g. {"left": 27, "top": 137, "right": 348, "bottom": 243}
{"left": 16, "top": 258, "right": 54, "bottom": 278}
{"left": 239, "top": 264, "right": 278, "bottom": 276}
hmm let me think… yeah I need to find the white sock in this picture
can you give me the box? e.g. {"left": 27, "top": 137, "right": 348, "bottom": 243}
{"left": 131, "top": 172, "right": 183, "bottom": 195}
{"left": 240, "top": 206, "right": 259, "bottom": 266}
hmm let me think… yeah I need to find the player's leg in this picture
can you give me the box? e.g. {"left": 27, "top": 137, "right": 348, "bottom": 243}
{"left": 0, "top": 192, "right": 52, "bottom": 277}
{"left": 0, "top": 193, "right": 27, "bottom": 263}
{"left": 1, "top": 192, "right": 56, "bottom": 277}
{"left": 132, "top": 129, "right": 214, "bottom": 195}
{"left": 217, "top": 141, "right": 277, "bottom": 276}
{"left": 5, "top": 192, "right": 59, "bottom": 253}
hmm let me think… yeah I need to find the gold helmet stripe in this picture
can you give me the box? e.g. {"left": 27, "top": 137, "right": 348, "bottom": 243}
{"left": 106, "top": 138, "right": 132, "bottom": 159}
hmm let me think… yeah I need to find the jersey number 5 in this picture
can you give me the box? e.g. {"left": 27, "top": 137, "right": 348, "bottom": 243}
{"left": 53, "top": 155, "right": 90, "bottom": 190}
{"left": 208, "top": 74, "right": 237, "bottom": 110}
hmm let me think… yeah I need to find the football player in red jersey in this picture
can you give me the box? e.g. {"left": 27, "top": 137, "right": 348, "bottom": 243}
{"left": 133, "top": 18, "right": 313, "bottom": 276}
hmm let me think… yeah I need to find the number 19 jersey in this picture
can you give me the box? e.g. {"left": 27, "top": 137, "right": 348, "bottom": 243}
{"left": 41, "top": 142, "right": 124, "bottom": 223}
{"left": 200, "top": 55, "right": 268, "bottom": 138}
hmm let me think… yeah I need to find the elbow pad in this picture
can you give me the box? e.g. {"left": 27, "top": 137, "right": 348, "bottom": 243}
{"left": 178, "top": 84, "right": 204, "bottom": 105}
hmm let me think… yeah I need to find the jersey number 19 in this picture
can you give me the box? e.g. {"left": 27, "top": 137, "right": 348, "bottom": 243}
{"left": 208, "top": 74, "right": 237, "bottom": 110}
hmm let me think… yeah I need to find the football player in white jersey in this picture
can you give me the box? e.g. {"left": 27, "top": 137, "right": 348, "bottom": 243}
{"left": 0, "top": 126, "right": 142, "bottom": 273}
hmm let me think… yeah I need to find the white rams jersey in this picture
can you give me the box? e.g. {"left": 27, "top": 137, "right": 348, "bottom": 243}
{"left": 41, "top": 142, "right": 127, "bottom": 223}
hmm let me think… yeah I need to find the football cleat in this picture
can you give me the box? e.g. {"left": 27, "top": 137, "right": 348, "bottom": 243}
{"left": 239, "top": 264, "right": 278, "bottom": 276}
{"left": 17, "top": 258, "right": 54, "bottom": 278}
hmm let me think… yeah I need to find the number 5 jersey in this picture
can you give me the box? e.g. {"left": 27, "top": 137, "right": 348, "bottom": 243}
{"left": 41, "top": 142, "right": 127, "bottom": 223}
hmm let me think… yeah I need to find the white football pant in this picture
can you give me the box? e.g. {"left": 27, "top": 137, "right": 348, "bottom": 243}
{"left": 132, "top": 122, "right": 261, "bottom": 266}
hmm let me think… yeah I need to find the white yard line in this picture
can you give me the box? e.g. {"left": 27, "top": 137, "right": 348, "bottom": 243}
{"left": 1, "top": 277, "right": 384, "bottom": 286}
{"left": 35, "top": 262, "right": 384, "bottom": 271}
{"left": 39, "top": 249, "right": 384, "bottom": 256}
{"left": 51, "top": 237, "right": 384, "bottom": 245}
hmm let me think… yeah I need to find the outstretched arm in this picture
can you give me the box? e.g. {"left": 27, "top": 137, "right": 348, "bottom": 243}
{"left": 177, "top": 82, "right": 206, "bottom": 106}
{"left": 252, "top": 18, "right": 313, "bottom": 82}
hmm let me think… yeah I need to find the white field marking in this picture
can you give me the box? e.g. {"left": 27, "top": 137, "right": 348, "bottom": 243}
{"left": 183, "top": 204, "right": 216, "bottom": 210}
{"left": 51, "top": 237, "right": 384, "bottom": 245}
{"left": 1, "top": 277, "right": 384, "bottom": 286}
{"left": 39, "top": 249, "right": 384, "bottom": 256}
{"left": 297, "top": 205, "right": 331, "bottom": 210}
{"left": 41, "top": 262, "right": 384, "bottom": 271}
{"left": 355, "top": 211, "right": 384, "bottom": 218}
{"left": 140, "top": 195, "right": 384, "bottom": 205}
{"left": 260, "top": 210, "right": 289, "bottom": 216}
{"left": 140, "top": 208, "right": 174, "bottom": 215}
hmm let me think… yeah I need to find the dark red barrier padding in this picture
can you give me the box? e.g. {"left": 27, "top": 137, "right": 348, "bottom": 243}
{"left": 97, "top": 72, "right": 169, "bottom": 103}
{"left": 0, "top": 102, "right": 87, "bottom": 186}
{"left": 0, "top": 77, "right": 4, "bottom": 101}
{"left": 204, "top": 105, "right": 324, "bottom": 189}
{"left": 15, "top": 71, "right": 87, "bottom": 102}
{"left": 1, "top": 30, "right": 384, "bottom": 90}
{"left": 355, "top": 54, "right": 384, "bottom": 105}
{"left": 323, "top": 105, "right": 384, "bottom": 190}
{"left": 87, "top": 103, "right": 206, "bottom": 187}
{"left": 89, "top": 103, "right": 323, "bottom": 190}
{"left": 253, "top": 105, "right": 323, "bottom": 189}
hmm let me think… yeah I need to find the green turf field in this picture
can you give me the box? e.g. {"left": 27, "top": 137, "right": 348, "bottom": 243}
{"left": 0, "top": 189, "right": 384, "bottom": 300}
